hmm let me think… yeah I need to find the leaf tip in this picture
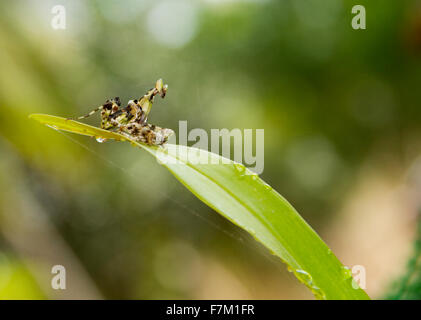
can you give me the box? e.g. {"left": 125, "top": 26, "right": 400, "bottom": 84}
{"left": 28, "top": 113, "right": 43, "bottom": 121}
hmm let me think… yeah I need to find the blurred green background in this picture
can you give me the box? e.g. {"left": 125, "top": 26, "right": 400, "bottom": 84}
{"left": 0, "top": 0, "right": 420, "bottom": 299}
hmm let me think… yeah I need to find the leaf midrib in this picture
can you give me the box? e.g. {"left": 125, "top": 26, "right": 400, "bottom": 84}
{"left": 141, "top": 143, "right": 301, "bottom": 269}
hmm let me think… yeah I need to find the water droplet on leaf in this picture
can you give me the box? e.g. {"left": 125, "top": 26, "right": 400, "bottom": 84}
{"left": 296, "top": 269, "right": 313, "bottom": 286}
{"left": 341, "top": 266, "right": 352, "bottom": 280}
{"left": 233, "top": 163, "right": 246, "bottom": 175}
{"left": 312, "top": 286, "right": 327, "bottom": 300}
{"left": 263, "top": 184, "right": 272, "bottom": 191}
{"left": 250, "top": 174, "right": 258, "bottom": 181}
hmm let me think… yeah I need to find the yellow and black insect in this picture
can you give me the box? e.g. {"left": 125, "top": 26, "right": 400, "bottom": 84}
{"left": 75, "top": 79, "right": 174, "bottom": 145}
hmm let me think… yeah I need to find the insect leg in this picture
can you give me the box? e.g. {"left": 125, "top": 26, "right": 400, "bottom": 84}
{"left": 74, "top": 105, "right": 104, "bottom": 120}
{"left": 100, "top": 98, "right": 123, "bottom": 130}
{"left": 74, "top": 96, "right": 120, "bottom": 121}
{"left": 136, "top": 79, "right": 168, "bottom": 124}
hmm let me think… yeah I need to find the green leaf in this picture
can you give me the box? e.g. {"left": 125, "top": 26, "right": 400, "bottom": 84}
{"left": 29, "top": 113, "right": 370, "bottom": 300}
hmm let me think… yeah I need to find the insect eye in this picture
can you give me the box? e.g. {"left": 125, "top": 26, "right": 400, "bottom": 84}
{"left": 103, "top": 102, "right": 113, "bottom": 110}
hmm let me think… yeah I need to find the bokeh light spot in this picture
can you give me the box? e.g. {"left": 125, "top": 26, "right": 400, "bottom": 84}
{"left": 147, "top": 0, "right": 199, "bottom": 48}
